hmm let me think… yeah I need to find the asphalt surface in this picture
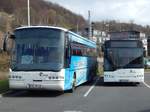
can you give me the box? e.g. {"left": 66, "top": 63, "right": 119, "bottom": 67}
{"left": 1, "top": 73, "right": 150, "bottom": 112}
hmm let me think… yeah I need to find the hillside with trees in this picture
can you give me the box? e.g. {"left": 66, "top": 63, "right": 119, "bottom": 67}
{"left": 0, "top": 0, "right": 87, "bottom": 34}
{"left": 94, "top": 20, "right": 150, "bottom": 35}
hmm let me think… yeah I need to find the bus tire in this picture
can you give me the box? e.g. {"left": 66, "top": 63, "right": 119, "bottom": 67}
{"left": 70, "top": 74, "right": 76, "bottom": 93}
{"left": 134, "top": 82, "right": 140, "bottom": 85}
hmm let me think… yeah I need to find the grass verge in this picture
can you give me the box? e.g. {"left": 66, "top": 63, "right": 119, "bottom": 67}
{"left": 97, "top": 66, "right": 103, "bottom": 77}
{"left": 145, "top": 69, "right": 150, "bottom": 72}
{"left": 0, "top": 80, "right": 9, "bottom": 94}
{"left": 0, "top": 52, "right": 10, "bottom": 72}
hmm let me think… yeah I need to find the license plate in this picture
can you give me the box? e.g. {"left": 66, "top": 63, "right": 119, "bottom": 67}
{"left": 119, "top": 80, "right": 129, "bottom": 82}
{"left": 27, "top": 84, "right": 42, "bottom": 88}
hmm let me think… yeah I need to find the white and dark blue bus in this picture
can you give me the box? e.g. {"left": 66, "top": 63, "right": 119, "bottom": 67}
{"left": 104, "top": 39, "right": 144, "bottom": 83}
{"left": 8, "top": 26, "right": 97, "bottom": 92}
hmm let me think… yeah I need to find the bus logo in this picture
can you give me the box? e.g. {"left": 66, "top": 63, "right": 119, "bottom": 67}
{"left": 39, "top": 72, "right": 43, "bottom": 76}
{"left": 130, "top": 70, "right": 136, "bottom": 73}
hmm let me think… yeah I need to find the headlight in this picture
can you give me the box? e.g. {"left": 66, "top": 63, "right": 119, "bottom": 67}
{"left": 48, "top": 76, "right": 64, "bottom": 80}
{"left": 10, "top": 75, "right": 22, "bottom": 79}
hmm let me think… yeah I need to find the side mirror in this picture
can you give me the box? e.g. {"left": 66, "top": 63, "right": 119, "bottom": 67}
{"left": 10, "top": 34, "right": 15, "bottom": 39}
{"left": 3, "top": 33, "right": 15, "bottom": 52}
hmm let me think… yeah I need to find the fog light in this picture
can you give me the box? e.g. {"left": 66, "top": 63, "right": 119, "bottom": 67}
{"left": 19, "top": 76, "right": 22, "bottom": 79}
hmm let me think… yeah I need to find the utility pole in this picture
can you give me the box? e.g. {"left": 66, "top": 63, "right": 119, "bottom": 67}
{"left": 88, "top": 10, "right": 92, "bottom": 39}
{"left": 27, "top": 0, "right": 31, "bottom": 26}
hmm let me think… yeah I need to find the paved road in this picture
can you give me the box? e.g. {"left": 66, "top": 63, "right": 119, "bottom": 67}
{"left": 0, "top": 73, "right": 150, "bottom": 112}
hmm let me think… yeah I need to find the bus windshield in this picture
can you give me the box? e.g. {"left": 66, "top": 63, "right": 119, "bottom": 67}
{"left": 11, "top": 28, "right": 64, "bottom": 71}
{"left": 105, "top": 48, "right": 143, "bottom": 70}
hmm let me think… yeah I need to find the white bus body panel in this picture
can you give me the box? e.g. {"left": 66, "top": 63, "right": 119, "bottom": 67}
{"left": 9, "top": 69, "right": 65, "bottom": 91}
{"left": 104, "top": 69, "right": 144, "bottom": 82}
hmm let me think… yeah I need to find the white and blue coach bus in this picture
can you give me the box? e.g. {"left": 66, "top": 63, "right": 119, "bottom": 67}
{"left": 8, "top": 26, "right": 97, "bottom": 92}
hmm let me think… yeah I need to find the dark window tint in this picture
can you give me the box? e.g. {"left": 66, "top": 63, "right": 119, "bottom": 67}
{"left": 71, "top": 42, "right": 96, "bottom": 57}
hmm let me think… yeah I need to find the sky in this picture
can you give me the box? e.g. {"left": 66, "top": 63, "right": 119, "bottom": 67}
{"left": 46, "top": 0, "right": 150, "bottom": 26}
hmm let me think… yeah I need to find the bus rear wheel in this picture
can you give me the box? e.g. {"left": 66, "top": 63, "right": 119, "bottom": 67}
{"left": 70, "top": 75, "right": 76, "bottom": 93}
{"left": 133, "top": 82, "right": 140, "bottom": 85}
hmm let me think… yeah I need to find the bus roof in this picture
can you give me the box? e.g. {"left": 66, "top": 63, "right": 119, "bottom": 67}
{"left": 15, "top": 26, "right": 68, "bottom": 32}
{"left": 68, "top": 31, "right": 96, "bottom": 48}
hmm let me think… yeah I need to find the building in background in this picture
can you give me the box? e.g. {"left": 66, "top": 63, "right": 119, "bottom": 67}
{"left": 93, "top": 30, "right": 109, "bottom": 43}
{"left": 92, "top": 30, "right": 109, "bottom": 57}
{"left": 141, "top": 34, "right": 147, "bottom": 57}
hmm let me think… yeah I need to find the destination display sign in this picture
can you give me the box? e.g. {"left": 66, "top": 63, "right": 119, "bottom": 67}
{"left": 109, "top": 31, "right": 140, "bottom": 40}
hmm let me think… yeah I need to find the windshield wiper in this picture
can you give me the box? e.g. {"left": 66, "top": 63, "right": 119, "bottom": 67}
{"left": 121, "top": 56, "right": 143, "bottom": 68}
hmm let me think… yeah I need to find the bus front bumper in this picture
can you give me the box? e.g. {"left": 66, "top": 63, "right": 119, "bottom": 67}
{"left": 9, "top": 80, "right": 65, "bottom": 91}
{"left": 104, "top": 76, "right": 144, "bottom": 83}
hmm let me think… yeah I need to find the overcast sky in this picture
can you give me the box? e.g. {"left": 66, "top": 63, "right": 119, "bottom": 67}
{"left": 46, "top": 0, "right": 150, "bottom": 26}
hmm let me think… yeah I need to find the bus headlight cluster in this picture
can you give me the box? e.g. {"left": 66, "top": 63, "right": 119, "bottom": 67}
{"left": 48, "top": 76, "right": 64, "bottom": 80}
{"left": 104, "top": 75, "right": 114, "bottom": 78}
{"left": 136, "top": 75, "right": 143, "bottom": 77}
{"left": 9, "top": 75, "right": 22, "bottom": 79}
